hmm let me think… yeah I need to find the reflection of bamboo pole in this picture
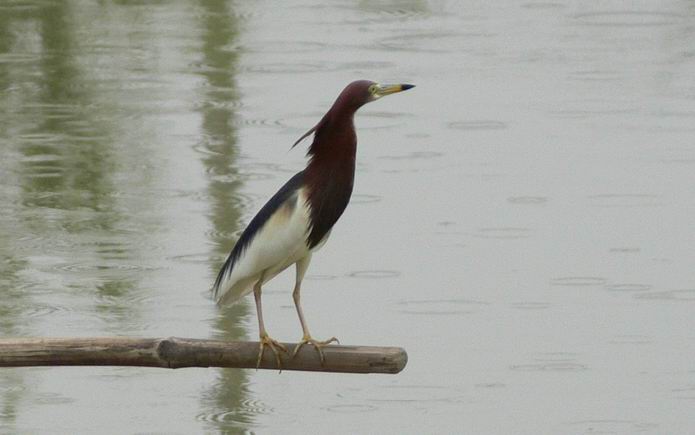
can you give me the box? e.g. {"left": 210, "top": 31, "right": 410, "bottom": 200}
{"left": 0, "top": 337, "right": 407, "bottom": 374}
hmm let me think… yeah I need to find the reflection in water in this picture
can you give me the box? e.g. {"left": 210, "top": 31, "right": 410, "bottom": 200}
{"left": 1, "top": 0, "right": 158, "bottom": 431}
{"left": 0, "top": 371, "right": 24, "bottom": 435}
{"left": 25, "top": 3, "right": 114, "bottom": 212}
{"left": 356, "top": 0, "right": 431, "bottom": 21}
{"left": 0, "top": 8, "right": 28, "bottom": 430}
{"left": 0, "top": 250, "right": 27, "bottom": 434}
{"left": 2, "top": 1, "right": 147, "bottom": 429}
{"left": 194, "top": 0, "right": 252, "bottom": 432}
{"left": 32, "top": 4, "right": 143, "bottom": 330}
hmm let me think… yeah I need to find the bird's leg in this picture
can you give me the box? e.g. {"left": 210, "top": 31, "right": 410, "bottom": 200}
{"left": 253, "top": 280, "right": 287, "bottom": 370}
{"left": 292, "top": 286, "right": 339, "bottom": 364}
{"left": 291, "top": 256, "right": 339, "bottom": 364}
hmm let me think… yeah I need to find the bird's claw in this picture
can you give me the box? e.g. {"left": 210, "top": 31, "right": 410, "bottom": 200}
{"left": 257, "top": 334, "right": 289, "bottom": 371}
{"left": 292, "top": 335, "right": 339, "bottom": 365}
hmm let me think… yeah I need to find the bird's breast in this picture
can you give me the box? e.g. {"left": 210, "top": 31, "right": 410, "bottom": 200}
{"left": 304, "top": 165, "right": 354, "bottom": 249}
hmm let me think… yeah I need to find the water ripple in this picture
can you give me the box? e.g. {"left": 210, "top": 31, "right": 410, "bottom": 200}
{"left": 473, "top": 227, "right": 532, "bottom": 239}
{"left": 34, "top": 392, "right": 75, "bottom": 405}
{"left": 548, "top": 108, "right": 637, "bottom": 119}
{"left": 5, "top": 302, "right": 72, "bottom": 320}
{"left": 511, "top": 301, "right": 551, "bottom": 310}
{"left": 448, "top": 120, "right": 507, "bottom": 131}
{"left": 209, "top": 172, "right": 273, "bottom": 183}
{"left": 511, "top": 353, "right": 588, "bottom": 372}
{"left": 368, "top": 7, "right": 431, "bottom": 21}
{"left": 609, "top": 335, "right": 652, "bottom": 345}
{"left": 551, "top": 277, "right": 606, "bottom": 287}
{"left": 196, "top": 399, "right": 273, "bottom": 422}
{"left": 351, "top": 194, "right": 381, "bottom": 204}
{"left": 0, "top": 52, "right": 40, "bottom": 64}
{"left": 510, "top": 362, "right": 588, "bottom": 371}
{"left": 671, "top": 384, "right": 695, "bottom": 400}
{"left": 379, "top": 151, "right": 442, "bottom": 160}
{"left": 522, "top": 2, "right": 565, "bottom": 9}
{"left": 323, "top": 404, "right": 377, "bottom": 413}
{"left": 475, "top": 382, "right": 506, "bottom": 389}
{"left": 587, "top": 193, "right": 663, "bottom": 208}
{"left": 396, "top": 298, "right": 488, "bottom": 316}
{"left": 306, "top": 274, "right": 338, "bottom": 281}
{"left": 17, "top": 133, "right": 63, "bottom": 145}
{"left": 242, "top": 63, "right": 324, "bottom": 75}
{"left": 572, "top": 11, "right": 683, "bottom": 27}
{"left": 609, "top": 247, "right": 641, "bottom": 254}
{"left": 204, "top": 228, "right": 243, "bottom": 241}
{"left": 193, "top": 94, "right": 244, "bottom": 110}
{"left": 242, "top": 40, "right": 326, "bottom": 54}
{"left": 635, "top": 289, "right": 695, "bottom": 302}
{"left": 567, "top": 70, "right": 623, "bottom": 82}
{"left": 370, "top": 384, "right": 468, "bottom": 403}
{"left": 0, "top": 383, "right": 26, "bottom": 394}
{"left": 566, "top": 419, "right": 659, "bottom": 433}
{"left": 347, "top": 270, "right": 400, "bottom": 279}
{"left": 507, "top": 196, "right": 548, "bottom": 205}
{"left": 333, "top": 60, "right": 395, "bottom": 71}
{"left": 604, "top": 283, "right": 651, "bottom": 292}
{"left": 96, "top": 292, "right": 154, "bottom": 307}
{"left": 166, "top": 252, "right": 212, "bottom": 265}
{"left": 232, "top": 116, "right": 283, "bottom": 129}
{"left": 54, "top": 262, "right": 160, "bottom": 273}
{"left": 376, "top": 31, "right": 487, "bottom": 53}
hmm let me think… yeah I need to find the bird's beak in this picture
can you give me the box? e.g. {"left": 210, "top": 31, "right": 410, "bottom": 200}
{"left": 374, "top": 83, "right": 415, "bottom": 98}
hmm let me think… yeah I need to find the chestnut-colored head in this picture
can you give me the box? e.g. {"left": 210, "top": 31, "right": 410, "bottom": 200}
{"left": 292, "top": 80, "right": 415, "bottom": 149}
{"left": 332, "top": 80, "right": 415, "bottom": 112}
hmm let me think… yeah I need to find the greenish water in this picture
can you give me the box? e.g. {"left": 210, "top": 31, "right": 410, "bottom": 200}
{"left": 1, "top": 1, "right": 250, "bottom": 432}
{"left": 2, "top": 1, "right": 695, "bottom": 434}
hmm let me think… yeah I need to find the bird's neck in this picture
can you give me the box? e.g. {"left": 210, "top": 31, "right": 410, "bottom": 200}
{"left": 306, "top": 107, "right": 357, "bottom": 173}
{"left": 303, "top": 105, "right": 357, "bottom": 209}
{"left": 302, "top": 107, "right": 357, "bottom": 248}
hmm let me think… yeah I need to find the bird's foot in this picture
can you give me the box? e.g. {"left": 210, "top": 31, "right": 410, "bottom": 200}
{"left": 257, "top": 333, "right": 289, "bottom": 370}
{"left": 291, "top": 335, "right": 339, "bottom": 365}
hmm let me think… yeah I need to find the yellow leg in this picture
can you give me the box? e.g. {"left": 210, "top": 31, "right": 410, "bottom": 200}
{"left": 292, "top": 335, "right": 339, "bottom": 364}
{"left": 254, "top": 280, "right": 287, "bottom": 370}
{"left": 291, "top": 256, "right": 339, "bottom": 364}
{"left": 257, "top": 332, "right": 288, "bottom": 370}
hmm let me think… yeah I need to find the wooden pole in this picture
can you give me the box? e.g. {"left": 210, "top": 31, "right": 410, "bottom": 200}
{"left": 0, "top": 337, "right": 407, "bottom": 374}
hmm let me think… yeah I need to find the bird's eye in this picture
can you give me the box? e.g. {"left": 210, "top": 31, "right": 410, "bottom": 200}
{"left": 368, "top": 85, "right": 377, "bottom": 94}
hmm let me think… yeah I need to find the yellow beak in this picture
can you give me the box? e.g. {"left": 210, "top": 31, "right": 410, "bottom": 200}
{"left": 375, "top": 83, "right": 416, "bottom": 97}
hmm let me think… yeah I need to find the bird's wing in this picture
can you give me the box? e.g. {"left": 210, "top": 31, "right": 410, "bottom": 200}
{"left": 212, "top": 171, "right": 311, "bottom": 305}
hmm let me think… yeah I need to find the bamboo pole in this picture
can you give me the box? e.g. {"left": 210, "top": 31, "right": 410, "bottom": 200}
{"left": 0, "top": 337, "right": 407, "bottom": 374}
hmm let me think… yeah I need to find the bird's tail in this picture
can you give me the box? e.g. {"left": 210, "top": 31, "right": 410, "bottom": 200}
{"left": 212, "top": 275, "right": 255, "bottom": 307}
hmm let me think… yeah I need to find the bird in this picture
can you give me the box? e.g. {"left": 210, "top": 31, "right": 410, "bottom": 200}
{"left": 212, "top": 80, "right": 415, "bottom": 368}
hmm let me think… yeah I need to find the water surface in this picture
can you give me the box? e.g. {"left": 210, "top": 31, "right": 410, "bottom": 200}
{"left": 1, "top": 1, "right": 695, "bottom": 433}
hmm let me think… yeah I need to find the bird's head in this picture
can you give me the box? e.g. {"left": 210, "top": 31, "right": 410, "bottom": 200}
{"left": 292, "top": 80, "right": 415, "bottom": 148}
{"left": 337, "top": 80, "right": 415, "bottom": 110}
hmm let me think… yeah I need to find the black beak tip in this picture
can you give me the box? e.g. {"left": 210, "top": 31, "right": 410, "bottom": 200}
{"left": 402, "top": 84, "right": 415, "bottom": 91}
